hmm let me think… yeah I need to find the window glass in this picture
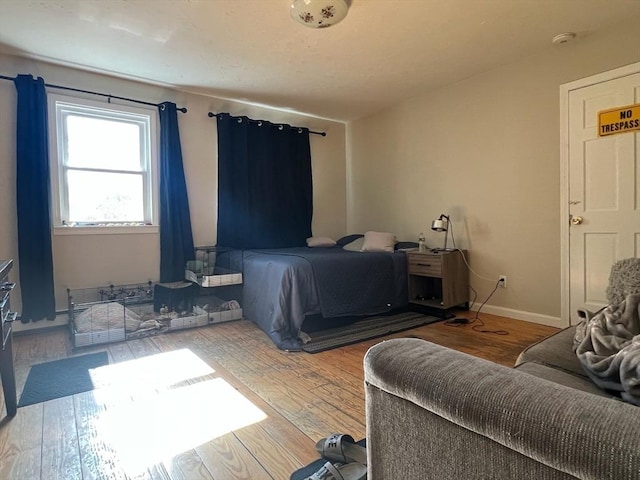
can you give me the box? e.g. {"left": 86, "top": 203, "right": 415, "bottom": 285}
{"left": 49, "top": 94, "right": 158, "bottom": 229}
{"left": 67, "top": 170, "right": 144, "bottom": 223}
{"left": 65, "top": 114, "right": 142, "bottom": 171}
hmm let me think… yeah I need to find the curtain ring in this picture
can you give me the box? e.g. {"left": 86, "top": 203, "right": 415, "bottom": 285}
{"left": 237, "top": 118, "right": 242, "bottom": 123}
{"left": 160, "top": 104, "right": 166, "bottom": 111}
{"left": 298, "top": 128, "right": 303, "bottom": 133}
{"left": 278, "top": 125, "right": 284, "bottom": 130}
{"left": 257, "top": 121, "right": 262, "bottom": 126}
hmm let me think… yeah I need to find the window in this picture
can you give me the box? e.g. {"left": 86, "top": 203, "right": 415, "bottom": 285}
{"left": 48, "top": 94, "right": 158, "bottom": 232}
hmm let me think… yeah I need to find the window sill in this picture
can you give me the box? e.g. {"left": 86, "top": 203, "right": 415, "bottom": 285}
{"left": 53, "top": 225, "right": 159, "bottom": 236}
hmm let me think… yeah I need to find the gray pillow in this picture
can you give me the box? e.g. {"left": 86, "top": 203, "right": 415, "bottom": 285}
{"left": 336, "top": 234, "right": 363, "bottom": 246}
{"left": 343, "top": 237, "right": 365, "bottom": 251}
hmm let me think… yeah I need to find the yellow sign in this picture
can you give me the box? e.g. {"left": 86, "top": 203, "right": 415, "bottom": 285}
{"left": 598, "top": 103, "right": 640, "bottom": 137}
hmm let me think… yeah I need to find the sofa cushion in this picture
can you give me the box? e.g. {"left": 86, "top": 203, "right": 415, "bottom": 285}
{"left": 515, "top": 326, "right": 586, "bottom": 378}
{"left": 515, "top": 362, "right": 615, "bottom": 399}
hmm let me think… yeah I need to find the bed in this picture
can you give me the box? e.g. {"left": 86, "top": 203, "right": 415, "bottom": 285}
{"left": 236, "top": 246, "right": 409, "bottom": 350}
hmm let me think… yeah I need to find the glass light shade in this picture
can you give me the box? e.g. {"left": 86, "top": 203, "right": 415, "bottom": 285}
{"left": 290, "top": 0, "right": 349, "bottom": 29}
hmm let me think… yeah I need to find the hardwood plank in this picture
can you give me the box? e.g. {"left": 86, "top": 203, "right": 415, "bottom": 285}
{"left": 162, "top": 449, "right": 214, "bottom": 480}
{"left": 13, "top": 333, "right": 45, "bottom": 390}
{"left": 44, "top": 329, "right": 70, "bottom": 361}
{"left": 195, "top": 433, "right": 273, "bottom": 480}
{"left": 41, "top": 396, "right": 82, "bottom": 480}
{"left": 0, "top": 404, "right": 44, "bottom": 479}
{"left": 126, "top": 336, "right": 162, "bottom": 359}
{"left": 0, "top": 446, "right": 41, "bottom": 480}
{"left": 106, "top": 341, "right": 136, "bottom": 363}
{"left": 233, "top": 423, "right": 302, "bottom": 480}
{"left": 142, "top": 463, "right": 173, "bottom": 480}
{"left": 73, "top": 391, "right": 126, "bottom": 480}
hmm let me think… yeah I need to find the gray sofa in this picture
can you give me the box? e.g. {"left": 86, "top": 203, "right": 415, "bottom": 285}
{"left": 364, "top": 330, "right": 640, "bottom": 480}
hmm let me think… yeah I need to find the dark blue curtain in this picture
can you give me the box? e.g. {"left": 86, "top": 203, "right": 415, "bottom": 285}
{"left": 216, "top": 115, "right": 313, "bottom": 249}
{"left": 158, "top": 102, "right": 195, "bottom": 283}
{"left": 14, "top": 74, "right": 56, "bottom": 322}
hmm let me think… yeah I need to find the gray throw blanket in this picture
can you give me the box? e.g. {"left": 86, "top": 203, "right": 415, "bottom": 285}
{"left": 575, "top": 293, "right": 640, "bottom": 406}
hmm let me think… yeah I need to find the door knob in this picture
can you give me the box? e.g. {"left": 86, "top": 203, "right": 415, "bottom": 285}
{"left": 571, "top": 215, "right": 584, "bottom": 225}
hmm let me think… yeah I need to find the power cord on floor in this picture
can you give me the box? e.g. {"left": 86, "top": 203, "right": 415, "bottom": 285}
{"left": 444, "top": 281, "right": 509, "bottom": 335}
{"left": 444, "top": 287, "right": 477, "bottom": 328}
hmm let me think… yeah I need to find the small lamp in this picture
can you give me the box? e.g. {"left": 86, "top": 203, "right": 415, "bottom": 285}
{"left": 431, "top": 214, "right": 451, "bottom": 252}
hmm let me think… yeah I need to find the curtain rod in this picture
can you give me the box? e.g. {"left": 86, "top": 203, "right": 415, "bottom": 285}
{"left": 208, "top": 111, "right": 326, "bottom": 136}
{"left": 0, "top": 74, "right": 187, "bottom": 113}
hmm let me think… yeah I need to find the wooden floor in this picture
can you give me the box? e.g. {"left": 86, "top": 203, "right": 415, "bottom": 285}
{"left": 0, "top": 311, "right": 558, "bottom": 480}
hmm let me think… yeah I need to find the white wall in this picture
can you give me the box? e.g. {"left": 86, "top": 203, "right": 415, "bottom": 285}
{"left": 347, "top": 18, "right": 640, "bottom": 325}
{"left": 0, "top": 54, "right": 346, "bottom": 315}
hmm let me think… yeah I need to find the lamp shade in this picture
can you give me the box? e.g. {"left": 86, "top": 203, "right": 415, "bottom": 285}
{"left": 290, "top": 0, "right": 349, "bottom": 28}
{"left": 431, "top": 219, "right": 448, "bottom": 232}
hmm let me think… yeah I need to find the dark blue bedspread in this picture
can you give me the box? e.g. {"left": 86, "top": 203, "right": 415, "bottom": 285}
{"left": 263, "top": 248, "right": 401, "bottom": 316}
{"left": 241, "top": 247, "right": 407, "bottom": 350}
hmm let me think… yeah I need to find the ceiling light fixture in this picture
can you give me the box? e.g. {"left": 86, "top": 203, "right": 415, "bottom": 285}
{"left": 290, "top": 0, "right": 349, "bottom": 29}
{"left": 552, "top": 32, "right": 577, "bottom": 45}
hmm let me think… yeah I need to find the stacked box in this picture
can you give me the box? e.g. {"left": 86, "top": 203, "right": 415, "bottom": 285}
{"left": 186, "top": 246, "right": 244, "bottom": 326}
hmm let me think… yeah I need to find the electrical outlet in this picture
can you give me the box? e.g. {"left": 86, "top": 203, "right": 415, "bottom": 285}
{"left": 498, "top": 275, "right": 507, "bottom": 288}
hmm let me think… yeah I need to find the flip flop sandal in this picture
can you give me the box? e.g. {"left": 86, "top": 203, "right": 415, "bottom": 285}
{"left": 315, "top": 434, "right": 367, "bottom": 465}
{"left": 304, "top": 461, "right": 366, "bottom": 480}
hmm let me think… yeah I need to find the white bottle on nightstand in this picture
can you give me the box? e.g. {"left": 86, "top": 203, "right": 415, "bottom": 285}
{"left": 418, "top": 232, "right": 426, "bottom": 252}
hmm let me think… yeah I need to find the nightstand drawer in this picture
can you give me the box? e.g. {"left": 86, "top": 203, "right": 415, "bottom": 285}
{"left": 407, "top": 254, "right": 442, "bottom": 277}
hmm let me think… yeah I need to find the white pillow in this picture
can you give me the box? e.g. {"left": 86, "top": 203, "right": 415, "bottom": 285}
{"left": 342, "top": 237, "right": 365, "bottom": 251}
{"left": 306, "top": 236, "right": 337, "bottom": 247}
{"left": 362, "top": 231, "right": 396, "bottom": 252}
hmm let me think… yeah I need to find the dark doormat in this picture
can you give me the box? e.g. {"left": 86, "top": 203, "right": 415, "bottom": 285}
{"left": 290, "top": 439, "right": 366, "bottom": 480}
{"left": 18, "top": 351, "right": 109, "bottom": 407}
{"left": 301, "top": 311, "right": 441, "bottom": 353}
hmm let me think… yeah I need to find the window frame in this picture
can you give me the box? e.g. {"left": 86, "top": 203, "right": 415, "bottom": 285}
{"left": 48, "top": 94, "right": 159, "bottom": 235}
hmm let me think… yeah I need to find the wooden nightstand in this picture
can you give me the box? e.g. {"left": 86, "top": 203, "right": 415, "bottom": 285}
{"left": 406, "top": 250, "right": 469, "bottom": 317}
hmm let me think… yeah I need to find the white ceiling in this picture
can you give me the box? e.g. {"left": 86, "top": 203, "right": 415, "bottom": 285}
{"left": 0, "top": 0, "right": 639, "bottom": 122}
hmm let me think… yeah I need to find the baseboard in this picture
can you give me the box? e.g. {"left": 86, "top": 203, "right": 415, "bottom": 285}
{"left": 471, "top": 303, "right": 567, "bottom": 329}
{"left": 12, "top": 312, "right": 69, "bottom": 335}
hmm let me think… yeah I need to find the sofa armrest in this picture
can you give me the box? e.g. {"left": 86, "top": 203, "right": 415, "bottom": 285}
{"left": 514, "top": 326, "right": 585, "bottom": 377}
{"left": 364, "top": 338, "right": 640, "bottom": 480}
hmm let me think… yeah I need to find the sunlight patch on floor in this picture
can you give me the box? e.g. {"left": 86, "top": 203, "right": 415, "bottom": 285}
{"left": 89, "top": 348, "right": 214, "bottom": 401}
{"left": 99, "top": 378, "right": 267, "bottom": 474}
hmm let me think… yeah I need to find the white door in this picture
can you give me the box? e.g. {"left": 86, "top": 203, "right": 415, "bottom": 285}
{"left": 564, "top": 66, "right": 640, "bottom": 324}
